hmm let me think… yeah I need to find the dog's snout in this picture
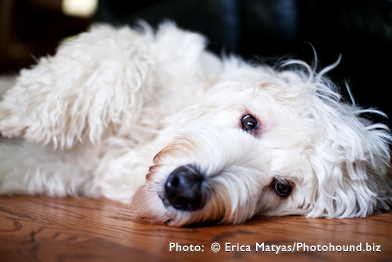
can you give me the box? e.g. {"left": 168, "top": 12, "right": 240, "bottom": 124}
{"left": 165, "top": 165, "right": 207, "bottom": 211}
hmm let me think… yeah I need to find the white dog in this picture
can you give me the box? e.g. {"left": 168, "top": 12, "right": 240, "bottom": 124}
{"left": 0, "top": 23, "right": 391, "bottom": 226}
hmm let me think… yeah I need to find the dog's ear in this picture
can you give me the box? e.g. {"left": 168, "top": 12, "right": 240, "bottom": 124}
{"left": 306, "top": 96, "right": 392, "bottom": 218}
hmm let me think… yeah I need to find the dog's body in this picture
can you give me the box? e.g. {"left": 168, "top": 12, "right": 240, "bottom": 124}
{"left": 0, "top": 23, "right": 391, "bottom": 226}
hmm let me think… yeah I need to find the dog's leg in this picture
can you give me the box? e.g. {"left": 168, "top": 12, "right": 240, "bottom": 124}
{"left": 0, "top": 25, "right": 155, "bottom": 149}
{"left": 0, "top": 139, "right": 100, "bottom": 197}
{"left": 0, "top": 23, "right": 220, "bottom": 150}
{"left": 0, "top": 138, "right": 150, "bottom": 201}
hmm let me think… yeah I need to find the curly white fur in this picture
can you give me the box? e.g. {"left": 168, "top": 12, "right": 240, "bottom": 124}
{"left": 0, "top": 22, "right": 391, "bottom": 226}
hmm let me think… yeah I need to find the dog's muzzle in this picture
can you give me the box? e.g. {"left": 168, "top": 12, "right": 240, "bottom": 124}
{"left": 164, "top": 165, "right": 207, "bottom": 211}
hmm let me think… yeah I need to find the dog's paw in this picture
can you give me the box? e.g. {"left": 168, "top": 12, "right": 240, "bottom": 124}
{"left": 0, "top": 87, "right": 29, "bottom": 138}
{"left": 0, "top": 84, "right": 61, "bottom": 146}
{"left": 0, "top": 67, "right": 98, "bottom": 148}
{"left": 0, "top": 75, "right": 112, "bottom": 148}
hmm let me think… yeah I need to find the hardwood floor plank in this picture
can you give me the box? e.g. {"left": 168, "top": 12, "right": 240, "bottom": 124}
{"left": 0, "top": 196, "right": 390, "bottom": 262}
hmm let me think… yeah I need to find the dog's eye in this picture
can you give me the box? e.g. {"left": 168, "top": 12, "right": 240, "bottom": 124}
{"left": 274, "top": 180, "right": 292, "bottom": 197}
{"left": 242, "top": 114, "right": 259, "bottom": 132}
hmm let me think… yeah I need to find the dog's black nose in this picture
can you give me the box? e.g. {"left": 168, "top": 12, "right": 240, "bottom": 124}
{"left": 165, "top": 165, "right": 207, "bottom": 211}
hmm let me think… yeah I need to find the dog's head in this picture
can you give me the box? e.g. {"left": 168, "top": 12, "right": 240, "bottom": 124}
{"left": 133, "top": 63, "right": 392, "bottom": 226}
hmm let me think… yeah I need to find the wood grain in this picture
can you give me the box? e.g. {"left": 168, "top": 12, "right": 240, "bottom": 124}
{"left": 0, "top": 196, "right": 391, "bottom": 262}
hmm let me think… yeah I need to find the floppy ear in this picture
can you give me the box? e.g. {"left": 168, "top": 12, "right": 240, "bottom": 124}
{"left": 306, "top": 94, "right": 392, "bottom": 218}
{"left": 278, "top": 58, "right": 391, "bottom": 217}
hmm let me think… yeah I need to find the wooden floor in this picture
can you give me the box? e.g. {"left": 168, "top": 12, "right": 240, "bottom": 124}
{"left": 0, "top": 196, "right": 391, "bottom": 262}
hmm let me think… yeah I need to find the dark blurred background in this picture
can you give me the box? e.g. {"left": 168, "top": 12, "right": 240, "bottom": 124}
{"left": 1, "top": 0, "right": 391, "bottom": 127}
